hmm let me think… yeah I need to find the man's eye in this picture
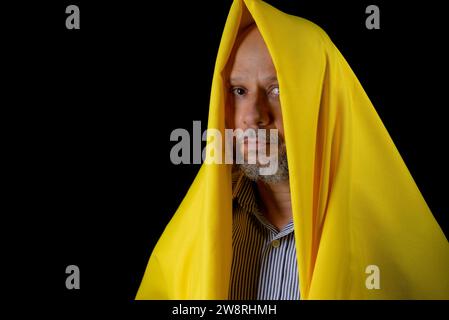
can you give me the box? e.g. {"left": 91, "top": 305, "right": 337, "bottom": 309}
{"left": 270, "top": 86, "right": 280, "bottom": 97}
{"left": 231, "top": 87, "right": 246, "bottom": 96}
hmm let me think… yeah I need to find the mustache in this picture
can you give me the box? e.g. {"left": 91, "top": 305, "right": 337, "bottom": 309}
{"left": 234, "top": 131, "right": 284, "bottom": 145}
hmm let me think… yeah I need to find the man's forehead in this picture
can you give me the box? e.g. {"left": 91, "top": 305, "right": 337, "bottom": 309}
{"left": 233, "top": 30, "right": 270, "bottom": 59}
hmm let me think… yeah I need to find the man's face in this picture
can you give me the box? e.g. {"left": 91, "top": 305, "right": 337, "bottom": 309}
{"left": 226, "top": 25, "right": 288, "bottom": 183}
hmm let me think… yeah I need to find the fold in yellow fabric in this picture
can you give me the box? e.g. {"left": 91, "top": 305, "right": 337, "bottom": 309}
{"left": 136, "top": 0, "right": 449, "bottom": 299}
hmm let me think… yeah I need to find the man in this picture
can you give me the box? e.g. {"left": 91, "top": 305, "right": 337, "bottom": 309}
{"left": 136, "top": 0, "right": 449, "bottom": 300}
{"left": 225, "top": 24, "right": 299, "bottom": 299}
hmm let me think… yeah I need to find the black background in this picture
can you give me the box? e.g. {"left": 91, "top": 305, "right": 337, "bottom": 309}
{"left": 5, "top": 0, "right": 448, "bottom": 310}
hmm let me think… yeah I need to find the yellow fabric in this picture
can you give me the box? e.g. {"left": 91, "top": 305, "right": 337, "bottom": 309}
{"left": 136, "top": 0, "right": 449, "bottom": 299}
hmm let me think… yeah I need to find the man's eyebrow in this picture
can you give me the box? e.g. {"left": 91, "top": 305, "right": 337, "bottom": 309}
{"left": 262, "top": 75, "right": 278, "bottom": 82}
{"left": 229, "top": 76, "right": 247, "bottom": 83}
{"left": 228, "top": 75, "right": 278, "bottom": 83}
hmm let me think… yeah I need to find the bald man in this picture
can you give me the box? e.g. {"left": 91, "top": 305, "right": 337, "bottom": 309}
{"left": 225, "top": 24, "right": 300, "bottom": 300}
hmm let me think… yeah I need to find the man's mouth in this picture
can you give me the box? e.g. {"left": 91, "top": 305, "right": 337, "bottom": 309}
{"left": 243, "top": 137, "right": 268, "bottom": 145}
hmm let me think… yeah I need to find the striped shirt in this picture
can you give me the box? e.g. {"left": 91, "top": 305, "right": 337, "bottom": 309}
{"left": 229, "top": 170, "right": 300, "bottom": 300}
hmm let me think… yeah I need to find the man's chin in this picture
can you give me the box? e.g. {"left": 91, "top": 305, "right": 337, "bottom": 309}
{"left": 237, "top": 147, "right": 289, "bottom": 184}
{"left": 237, "top": 163, "right": 263, "bottom": 182}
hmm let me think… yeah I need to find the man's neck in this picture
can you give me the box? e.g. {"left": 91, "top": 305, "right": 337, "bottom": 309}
{"left": 256, "top": 179, "right": 292, "bottom": 231}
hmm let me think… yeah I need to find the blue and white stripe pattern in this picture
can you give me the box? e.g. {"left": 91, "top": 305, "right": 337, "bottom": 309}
{"left": 229, "top": 170, "right": 300, "bottom": 300}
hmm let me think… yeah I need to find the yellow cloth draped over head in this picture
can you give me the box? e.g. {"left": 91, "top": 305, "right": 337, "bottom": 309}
{"left": 136, "top": 0, "right": 449, "bottom": 299}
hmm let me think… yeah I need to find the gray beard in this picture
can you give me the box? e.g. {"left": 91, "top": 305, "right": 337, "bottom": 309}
{"left": 238, "top": 144, "right": 289, "bottom": 184}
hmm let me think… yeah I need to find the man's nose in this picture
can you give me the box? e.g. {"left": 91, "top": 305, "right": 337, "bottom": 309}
{"left": 243, "top": 91, "right": 270, "bottom": 127}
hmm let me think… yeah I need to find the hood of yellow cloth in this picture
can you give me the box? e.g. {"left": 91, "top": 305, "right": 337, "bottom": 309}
{"left": 136, "top": 0, "right": 449, "bottom": 299}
